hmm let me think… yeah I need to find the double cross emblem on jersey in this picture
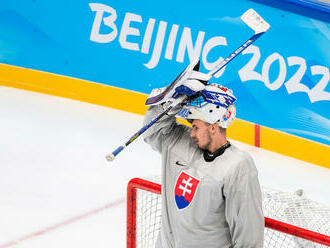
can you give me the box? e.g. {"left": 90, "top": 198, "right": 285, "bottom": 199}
{"left": 174, "top": 171, "right": 200, "bottom": 210}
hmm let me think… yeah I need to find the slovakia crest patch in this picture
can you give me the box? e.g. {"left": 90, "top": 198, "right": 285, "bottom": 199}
{"left": 174, "top": 171, "right": 200, "bottom": 210}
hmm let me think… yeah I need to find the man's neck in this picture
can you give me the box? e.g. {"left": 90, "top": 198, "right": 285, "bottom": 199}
{"left": 208, "top": 137, "right": 228, "bottom": 153}
{"left": 204, "top": 140, "right": 231, "bottom": 162}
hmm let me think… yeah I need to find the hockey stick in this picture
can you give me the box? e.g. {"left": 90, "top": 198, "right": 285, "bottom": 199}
{"left": 106, "top": 9, "right": 270, "bottom": 162}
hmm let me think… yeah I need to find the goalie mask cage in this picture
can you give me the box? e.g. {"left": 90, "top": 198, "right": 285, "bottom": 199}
{"left": 127, "top": 178, "right": 330, "bottom": 248}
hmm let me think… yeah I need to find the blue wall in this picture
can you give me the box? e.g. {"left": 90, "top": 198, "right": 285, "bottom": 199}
{"left": 0, "top": 0, "right": 329, "bottom": 145}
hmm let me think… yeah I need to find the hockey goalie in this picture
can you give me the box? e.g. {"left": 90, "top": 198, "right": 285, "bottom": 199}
{"left": 142, "top": 59, "right": 264, "bottom": 248}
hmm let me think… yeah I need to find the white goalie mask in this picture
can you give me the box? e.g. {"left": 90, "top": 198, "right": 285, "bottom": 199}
{"left": 176, "top": 84, "right": 237, "bottom": 128}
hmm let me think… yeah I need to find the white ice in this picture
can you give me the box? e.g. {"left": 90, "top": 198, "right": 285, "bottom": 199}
{"left": 0, "top": 86, "right": 329, "bottom": 248}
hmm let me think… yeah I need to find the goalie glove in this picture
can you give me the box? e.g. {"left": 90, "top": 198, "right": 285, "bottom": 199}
{"left": 172, "top": 70, "right": 210, "bottom": 99}
{"left": 145, "top": 58, "right": 211, "bottom": 106}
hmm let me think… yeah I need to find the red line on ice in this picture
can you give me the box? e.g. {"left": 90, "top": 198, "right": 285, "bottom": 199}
{"left": 0, "top": 198, "right": 125, "bottom": 248}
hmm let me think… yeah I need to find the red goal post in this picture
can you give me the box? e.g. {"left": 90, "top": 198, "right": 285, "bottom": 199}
{"left": 127, "top": 177, "right": 330, "bottom": 248}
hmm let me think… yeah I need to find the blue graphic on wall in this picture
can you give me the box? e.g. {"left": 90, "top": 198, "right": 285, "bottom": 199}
{"left": 0, "top": 0, "right": 329, "bottom": 145}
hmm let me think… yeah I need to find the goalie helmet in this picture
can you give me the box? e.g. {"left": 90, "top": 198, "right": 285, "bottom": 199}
{"left": 176, "top": 84, "right": 237, "bottom": 128}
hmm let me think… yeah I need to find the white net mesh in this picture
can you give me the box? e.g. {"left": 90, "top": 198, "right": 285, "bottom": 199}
{"left": 263, "top": 187, "right": 330, "bottom": 248}
{"left": 133, "top": 179, "right": 330, "bottom": 248}
{"left": 136, "top": 189, "right": 162, "bottom": 248}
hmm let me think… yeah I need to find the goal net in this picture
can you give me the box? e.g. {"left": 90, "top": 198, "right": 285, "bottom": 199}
{"left": 127, "top": 177, "right": 330, "bottom": 248}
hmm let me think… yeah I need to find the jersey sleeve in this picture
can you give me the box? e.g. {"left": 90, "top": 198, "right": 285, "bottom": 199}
{"left": 223, "top": 154, "right": 265, "bottom": 248}
{"left": 142, "top": 105, "right": 188, "bottom": 153}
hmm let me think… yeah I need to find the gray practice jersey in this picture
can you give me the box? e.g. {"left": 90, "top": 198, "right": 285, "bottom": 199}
{"left": 143, "top": 105, "right": 264, "bottom": 248}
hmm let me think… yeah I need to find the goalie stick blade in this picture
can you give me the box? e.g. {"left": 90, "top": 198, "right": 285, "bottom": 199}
{"left": 241, "top": 9, "right": 270, "bottom": 34}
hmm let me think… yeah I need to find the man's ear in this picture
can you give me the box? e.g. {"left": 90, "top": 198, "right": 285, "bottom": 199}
{"left": 210, "top": 123, "right": 218, "bottom": 135}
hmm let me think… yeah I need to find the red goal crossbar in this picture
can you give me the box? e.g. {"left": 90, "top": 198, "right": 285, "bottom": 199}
{"left": 127, "top": 178, "right": 330, "bottom": 248}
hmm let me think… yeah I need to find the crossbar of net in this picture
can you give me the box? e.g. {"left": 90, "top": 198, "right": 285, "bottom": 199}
{"left": 134, "top": 183, "right": 330, "bottom": 248}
